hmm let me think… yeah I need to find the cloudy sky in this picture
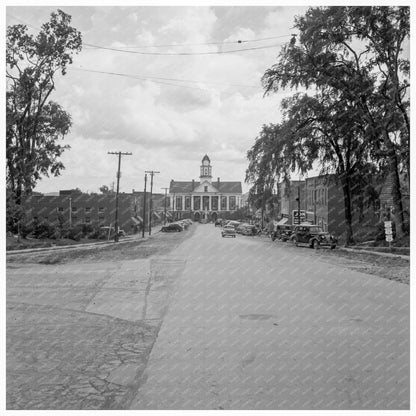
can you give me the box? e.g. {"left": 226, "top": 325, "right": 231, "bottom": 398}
{"left": 7, "top": 4, "right": 312, "bottom": 195}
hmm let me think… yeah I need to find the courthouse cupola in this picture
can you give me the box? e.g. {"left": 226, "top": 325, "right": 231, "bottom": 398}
{"left": 200, "top": 154, "right": 212, "bottom": 183}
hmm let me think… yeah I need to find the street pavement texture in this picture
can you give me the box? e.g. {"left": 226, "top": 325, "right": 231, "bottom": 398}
{"left": 129, "top": 225, "right": 409, "bottom": 410}
{"left": 6, "top": 224, "right": 409, "bottom": 410}
{"left": 6, "top": 230, "right": 190, "bottom": 410}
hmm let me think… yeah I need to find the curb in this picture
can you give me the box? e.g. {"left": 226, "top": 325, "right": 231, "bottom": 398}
{"left": 6, "top": 228, "right": 162, "bottom": 256}
{"left": 339, "top": 247, "right": 410, "bottom": 260}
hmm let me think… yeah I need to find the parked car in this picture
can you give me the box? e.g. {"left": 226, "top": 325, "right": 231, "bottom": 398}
{"left": 221, "top": 225, "right": 236, "bottom": 238}
{"left": 177, "top": 220, "right": 189, "bottom": 230}
{"left": 99, "top": 226, "right": 126, "bottom": 238}
{"left": 241, "top": 224, "right": 257, "bottom": 236}
{"left": 271, "top": 225, "right": 294, "bottom": 242}
{"left": 226, "top": 220, "right": 241, "bottom": 230}
{"left": 161, "top": 223, "right": 183, "bottom": 232}
{"left": 290, "top": 224, "right": 337, "bottom": 249}
{"left": 236, "top": 223, "right": 250, "bottom": 234}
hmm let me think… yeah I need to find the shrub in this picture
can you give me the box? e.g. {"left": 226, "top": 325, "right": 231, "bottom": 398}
{"left": 33, "top": 221, "right": 55, "bottom": 239}
{"left": 80, "top": 223, "right": 94, "bottom": 236}
{"left": 63, "top": 225, "right": 83, "bottom": 241}
{"left": 19, "top": 223, "right": 34, "bottom": 239}
{"left": 87, "top": 227, "right": 101, "bottom": 239}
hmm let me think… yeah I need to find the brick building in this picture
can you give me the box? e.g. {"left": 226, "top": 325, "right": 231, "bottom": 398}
{"left": 271, "top": 175, "right": 381, "bottom": 240}
{"left": 277, "top": 180, "right": 307, "bottom": 225}
{"left": 22, "top": 190, "right": 165, "bottom": 233}
{"left": 305, "top": 175, "right": 380, "bottom": 239}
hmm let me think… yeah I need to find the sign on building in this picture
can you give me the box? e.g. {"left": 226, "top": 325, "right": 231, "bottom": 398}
{"left": 384, "top": 221, "right": 393, "bottom": 242}
{"left": 292, "top": 210, "right": 306, "bottom": 224}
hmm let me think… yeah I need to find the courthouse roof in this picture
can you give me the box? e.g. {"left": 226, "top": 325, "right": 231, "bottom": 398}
{"left": 169, "top": 181, "right": 242, "bottom": 194}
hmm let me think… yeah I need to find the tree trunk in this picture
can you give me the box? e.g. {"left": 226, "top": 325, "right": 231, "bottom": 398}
{"left": 341, "top": 175, "right": 355, "bottom": 246}
{"left": 389, "top": 150, "right": 405, "bottom": 239}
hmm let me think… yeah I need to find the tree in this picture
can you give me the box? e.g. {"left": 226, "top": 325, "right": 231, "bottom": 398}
{"left": 69, "top": 188, "right": 83, "bottom": 195}
{"left": 99, "top": 185, "right": 115, "bottom": 195}
{"left": 6, "top": 10, "right": 82, "bottom": 204}
{"left": 6, "top": 189, "right": 25, "bottom": 235}
{"left": 261, "top": 6, "right": 409, "bottom": 238}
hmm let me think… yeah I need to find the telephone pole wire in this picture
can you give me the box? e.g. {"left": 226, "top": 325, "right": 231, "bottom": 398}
{"left": 145, "top": 170, "right": 160, "bottom": 235}
{"left": 108, "top": 151, "right": 132, "bottom": 242}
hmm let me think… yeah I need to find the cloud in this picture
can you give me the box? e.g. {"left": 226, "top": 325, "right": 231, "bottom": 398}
{"left": 7, "top": 6, "right": 311, "bottom": 194}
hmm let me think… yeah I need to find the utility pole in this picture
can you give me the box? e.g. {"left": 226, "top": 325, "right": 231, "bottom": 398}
{"left": 142, "top": 173, "right": 147, "bottom": 238}
{"left": 145, "top": 170, "right": 160, "bottom": 235}
{"left": 108, "top": 151, "right": 132, "bottom": 242}
{"left": 161, "top": 187, "right": 169, "bottom": 225}
{"left": 69, "top": 197, "right": 72, "bottom": 228}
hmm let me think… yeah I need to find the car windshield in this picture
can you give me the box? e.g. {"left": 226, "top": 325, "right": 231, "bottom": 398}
{"left": 309, "top": 226, "right": 324, "bottom": 232}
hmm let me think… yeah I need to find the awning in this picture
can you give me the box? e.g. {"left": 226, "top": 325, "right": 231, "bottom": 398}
{"left": 131, "top": 216, "right": 143, "bottom": 224}
{"left": 166, "top": 211, "right": 173, "bottom": 218}
{"left": 153, "top": 212, "right": 161, "bottom": 220}
{"left": 276, "top": 218, "right": 288, "bottom": 225}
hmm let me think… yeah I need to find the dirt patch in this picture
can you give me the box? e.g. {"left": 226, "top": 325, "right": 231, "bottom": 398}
{"left": 315, "top": 249, "right": 410, "bottom": 285}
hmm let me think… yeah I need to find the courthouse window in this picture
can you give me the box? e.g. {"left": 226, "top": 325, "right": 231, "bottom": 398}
{"left": 193, "top": 196, "right": 201, "bottom": 210}
{"left": 211, "top": 196, "right": 218, "bottom": 210}
{"left": 203, "top": 196, "right": 209, "bottom": 210}
{"left": 176, "top": 196, "right": 182, "bottom": 211}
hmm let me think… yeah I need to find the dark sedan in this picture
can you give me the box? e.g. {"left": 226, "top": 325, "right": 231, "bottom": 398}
{"left": 161, "top": 223, "right": 183, "bottom": 232}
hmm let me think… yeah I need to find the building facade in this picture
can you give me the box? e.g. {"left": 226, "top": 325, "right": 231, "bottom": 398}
{"left": 21, "top": 190, "right": 165, "bottom": 233}
{"left": 169, "top": 155, "right": 243, "bottom": 222}
{"left": 277, "top": 180, "right": 307, "bottom": 225}
{"left": 305, "top": 176, "right": 343, "bottom": 233}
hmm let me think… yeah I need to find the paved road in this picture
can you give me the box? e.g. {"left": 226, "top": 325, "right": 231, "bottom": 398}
{"left": 130, "top": 224, "right": 409, "bottom": 410}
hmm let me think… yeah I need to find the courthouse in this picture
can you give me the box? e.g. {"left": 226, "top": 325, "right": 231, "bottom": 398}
{"left": 169, "top": 155, "right": 242, "bottom": 222}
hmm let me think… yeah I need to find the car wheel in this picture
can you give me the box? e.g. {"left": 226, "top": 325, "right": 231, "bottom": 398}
{"left": 331, "top": 245, "right": 336, "bottom": 250}
{"left": 312, "top": 239, "right": 320, "bottom": 250}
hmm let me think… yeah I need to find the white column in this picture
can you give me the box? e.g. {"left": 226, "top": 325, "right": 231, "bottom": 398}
{"left": 191, "top": 194, "right": 194, "bottom": 210}
{"left": 226, "top": 196, "right": 229, "bottom": 211}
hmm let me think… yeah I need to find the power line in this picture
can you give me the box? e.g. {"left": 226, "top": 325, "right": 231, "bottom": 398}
{"left": 83, "top": 41, "right": 286, "bottom": 56}
{"left": 83, "top": 34, "right": 291, "bottom": 49}
{"left": 7, "top": 13, "right": 289, "bottom": 56}
{"left": 69, "top": 67, "right": 259, "bottom": 89}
